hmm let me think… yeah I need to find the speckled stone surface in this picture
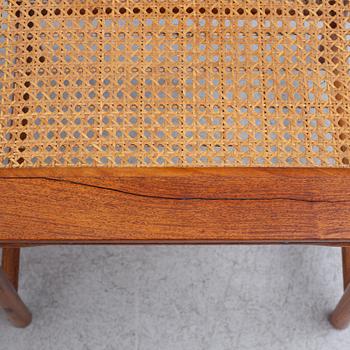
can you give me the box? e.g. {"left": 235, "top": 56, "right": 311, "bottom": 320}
{"left": 0, "top": 246, "right": 349, "bottom": 349}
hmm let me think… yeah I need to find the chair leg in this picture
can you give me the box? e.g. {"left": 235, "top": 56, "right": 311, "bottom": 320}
{"left": 342, "top": 247, "right": 350, "bottom": 290}
{"left": 329, "top": 247, "right": 350, "bottom": 329}
{"left": 2, "top": 248, "right": 20, "bottom": 291}
{"left": 0, "top": 248, "right": 31, "bottom": 328}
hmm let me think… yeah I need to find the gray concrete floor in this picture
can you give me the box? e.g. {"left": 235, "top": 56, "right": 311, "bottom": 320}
{"left": 0, "top": 245, "right": 349, "bottom": 349}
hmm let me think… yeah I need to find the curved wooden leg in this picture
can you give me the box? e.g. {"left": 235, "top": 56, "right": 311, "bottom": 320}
{"left": 329, "top": 285, "right": 350, "bottom": 330}
{"left": 0, "top": 248, "right": 31, "bottom": 328}
{"left": 0, "top": 268, "right": 32, "bottom": 328}
{"left": 329, "top": 247, "right": 350, "bottom": 329}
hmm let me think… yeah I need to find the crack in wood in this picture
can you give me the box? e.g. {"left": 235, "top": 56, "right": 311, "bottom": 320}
{"left": 1, "top": 176, "right": 350, "bottom": 204}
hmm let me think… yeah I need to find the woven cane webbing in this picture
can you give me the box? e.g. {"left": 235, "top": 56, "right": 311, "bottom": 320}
{"left": 0, "top": 1, "right": 349, "bottom": 168}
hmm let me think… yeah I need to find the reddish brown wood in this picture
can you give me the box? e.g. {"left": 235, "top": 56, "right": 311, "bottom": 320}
{"left": 1, "top": 168, "right": 350, "bottom": 243}
{"left": 329, "top": 247, "right": 350, "bottom": 330}
{"left": 2, "top": 167, "right": 350, "bottom": 202}
{"left": 342, "top": 247, "right": 350, "bottom": 290}
{"left": 0, "top": 244, "right": 41, "bottom": 248}
{"left": 1, "top": 243, "right": 349, "bottom": 247}
{"left": 330, "top": 284, "right": 350, "bottom": 330}
{"left": 2, "top": 248, "right": 20, "bottom": 291}
{"left": 0, "top": 268, "right": 31, "bottom": 328}
{"left": 0, "top": 177, "right": 347, "bottom": 242}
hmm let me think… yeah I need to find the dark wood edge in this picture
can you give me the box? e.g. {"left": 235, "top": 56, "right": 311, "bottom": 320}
{"left": 1, "top": 167, "right": 350, "bottom": 178}
{"left": 1, "top": 240, "right": 350, "bottom": 245}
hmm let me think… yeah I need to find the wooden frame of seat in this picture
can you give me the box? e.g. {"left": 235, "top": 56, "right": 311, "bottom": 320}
{"left": 1, "top": 167, "right": 350, "bottom": 328}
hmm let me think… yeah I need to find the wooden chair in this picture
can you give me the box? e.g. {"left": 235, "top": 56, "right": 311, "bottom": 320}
{"left": 0, "top": 1, "right": 350, "bottom": 330}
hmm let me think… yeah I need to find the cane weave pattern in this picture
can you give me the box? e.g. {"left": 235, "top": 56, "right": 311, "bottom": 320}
{"left": 0, "top": 0, "right": 349, "bottom": 167}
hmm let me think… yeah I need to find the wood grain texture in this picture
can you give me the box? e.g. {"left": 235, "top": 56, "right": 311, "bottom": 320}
{"left": 1, "top": 248, "right": 20, "bottom": 291}
{"left": 1, "top": 168, "right": 350, "bottom": 243}
{"left": 2, "top": 167, "right": 350, "bottom": 202}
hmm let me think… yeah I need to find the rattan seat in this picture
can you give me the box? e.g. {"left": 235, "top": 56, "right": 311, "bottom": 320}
{"left": 0, "top": 0, "right": 349, "bottom": 168}
{"left": 3, "top": 0, "right": 350, "bottom": 332}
